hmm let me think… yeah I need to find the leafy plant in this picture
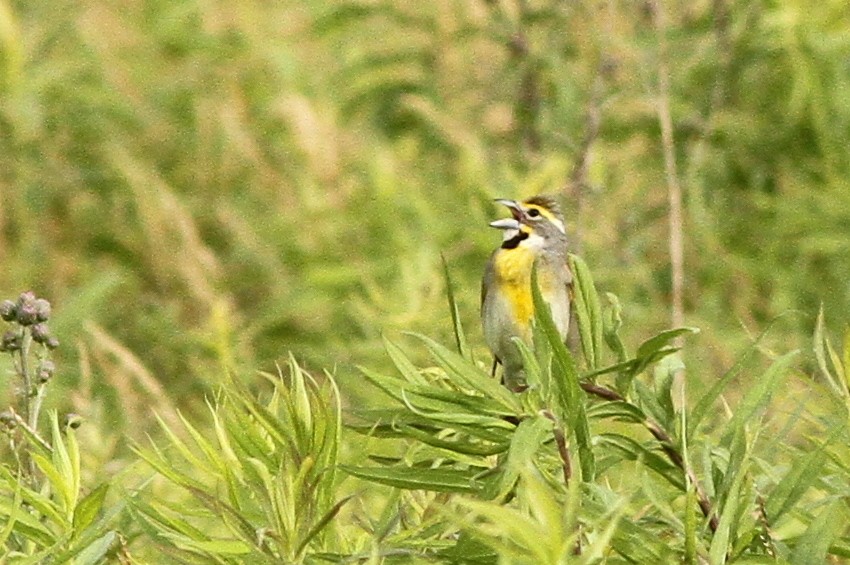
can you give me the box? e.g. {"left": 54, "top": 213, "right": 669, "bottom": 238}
{"left": 131, "top": 356, "right": 346, "bottom": 563}
{"left": 341, "top": 257, "right": 849, "bottom": 562}
{"left": 0, "top": 292, "right": 125, "bottom": 562}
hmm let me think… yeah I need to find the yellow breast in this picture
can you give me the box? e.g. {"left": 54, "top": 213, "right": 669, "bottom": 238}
{"left": 493, "top": 247, "right": 536, "bottom": 331}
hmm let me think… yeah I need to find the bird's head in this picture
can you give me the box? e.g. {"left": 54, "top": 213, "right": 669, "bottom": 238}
{"left": 489, "top": 195, "right": 566, "bottom": 250}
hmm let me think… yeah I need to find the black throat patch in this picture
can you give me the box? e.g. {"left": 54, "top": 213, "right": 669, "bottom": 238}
{"left": 501, "top": 231, "right": 529, "bottom": 249}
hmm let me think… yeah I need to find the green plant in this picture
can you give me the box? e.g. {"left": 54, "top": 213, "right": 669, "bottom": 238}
{"left": 0, "top": 292, "right": 126, "bottom": 562}
{"left": 340, "top": 257, "right": 849, "bottom": 563}
{"left": 131, "top": 356, "right": 347, "bottom": 563}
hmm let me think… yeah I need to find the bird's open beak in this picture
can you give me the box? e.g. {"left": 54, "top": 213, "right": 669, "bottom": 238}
{"left": 489, "top": 218, "right": 521, "bottom": 230}
{"left": 489, "top": 198, "right": 524, "bottom": 230}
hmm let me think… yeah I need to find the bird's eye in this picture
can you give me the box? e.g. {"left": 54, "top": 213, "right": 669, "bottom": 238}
{"left": 528, "top": 209, "right": 541, "bottom": 218}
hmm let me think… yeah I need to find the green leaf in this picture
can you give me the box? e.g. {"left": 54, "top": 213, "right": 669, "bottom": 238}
{"left": 73, "top": 531, "right": 117, "bottom": 565}
{"left": 586, "top": 401, "right": 645, "bottom": 423}
{"left": 497, "top": 416, "right": 552, "bottom": 497}
{"left": 765, "top": 428, "right": 839, "bottom": 522}
{"left": 383, "top": 336, "right": 429, "bottom": 386}
{"left": 531, "top": 265, "right": 595, "bottom": 480}
{"left": 395, "top": 423, "right": 508, "bottom": 456}
{"left": 597, "top": 433, "right": 684, "bottom": 490}
{"left": 635, "top": 327, "right": 700, "bottom": 361}
{"left": 603, "top": 292, "right": 628, "bottom": 361}
{"left": 690, "top": 319, "right": 787, "bottom": 435}
{"left": 410, "top": 333, "right": 521, "bottom": 413}
{"left": 0, "top": 464, "right": 65, "bottom": 527}
{"left": 684, "top": 482, "right": 697, "bottom": 564}
{"left": 173, "top": 537, "right": 253, "bottom": 555}
{"left": 722, "top": 351, "right": 799, "bottom": 445}
{"left": 73, "top": 483, "right": 110, "bottom": 535}
{"left": 709, "top": 449, "right": 750, "bottom": 564}
{"left": 341, "top": 465, "right": 485, "bottom": 494}
{"left": 814, "top": 305, "right": 844, "bottom": 395}
{"left": 295, "top": 495, "right": 353, "bottom": 556}
{"left": 442, "top": 254, "right": 473, "bottom": 361}
{"left": 0, "top": 495, "right": 56, "bottom": 547}
{"left": 791, "top": 500, "right": 845, "bottom": 565}
{"left": 569, "top": 253, "right": 604, "bottom": 369}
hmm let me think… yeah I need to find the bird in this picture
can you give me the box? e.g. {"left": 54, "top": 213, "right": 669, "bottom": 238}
{"left": 481, "top": 195, "right": 572, "bottom": 392}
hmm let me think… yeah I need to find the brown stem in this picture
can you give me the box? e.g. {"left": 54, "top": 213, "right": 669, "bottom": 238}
{"left": 541, "top": 409, "right": 580, "bottom": 555}
{"left": 542, "top": 410, "right": 571, "bottom": 485}
{"left": 578, "top": 380, "right": 718, "bottom": 532}
{"left": 651, "top": 0, "right": 685, "bottom": 337}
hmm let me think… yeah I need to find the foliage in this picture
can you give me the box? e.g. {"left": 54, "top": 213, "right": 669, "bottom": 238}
{"left": 130, "top": 357, "right": 344, "bottom": 563}
{"left": 0, "top": 292, "right": 125, "bottom": 562}
{"left": 1, "top": 0, "right": 850, "bottom": 562}
{"left": 340, "top": 258, "right": 849, "bottom": 563}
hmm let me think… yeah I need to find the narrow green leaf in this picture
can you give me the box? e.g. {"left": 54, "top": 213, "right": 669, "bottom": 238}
{"left": 341, "top": 465, "right": 484, "bottom": 494}
{"left": 722, "top": 351, "right": 799, "bottom": 445}
{"left": 173, "top": 537, "right": 252, "bottom": 555}
{"left": 0, "top": 496, "right": 56, "bottom": 546}
{"left": 295, "top": 495, "right": 353, "bottom": 556}
{"left": 498, "top": 417, "right": 552, "bottom": 497}
{"left": 569, "top": 253, "right": 604, "bottom": 369}
{"left": 512, "top": 337, "right": 546, "bottom": 393}
{"left": 765, "top": 429, "right": 838, "bottom": 522}
{"left": 396, "top": 423, "right": 508, "bottom": 456}
{"left": 32, "top": 453, "right": 73, "bottom": 522}
{"left": 603, "top": 292, "right": 628, "bottom": 362}
{"left": 843, "top": 327, "right": 850, "bottom": 391}
{"left": 709, "top": 453, "right": 750, "bottom": 564}
{"left": 73, "top": 483, "right": 109, "bottom": 535}
{"left": 690, "top": 318, "right": 788, "bottom": 435}
{"left": 358, "top": 366, "right": 420, "bottom": 405}
{"left": 74, "top": 531, "right": 117, "bottom": 565}
{"left": 402, "top": 385, "right": 515, "bottom": 416}
{"left": 153, "top": 412, "right": 218, "bottom": 478}
{"left": 684, "top": 482, "right": 697, "bottom": 564}
{"left": 383, "top": 336, "right": 429, "bottom": 386}
{"left": 791, "top": 500, "right": 845, "bottom": 565}
{"left": 586, "top": 401, "right": 645, "bottom": 423}
{"left": 410, "top": 333, "right": 521, "bottom": 413}
{"left": 814, "top": 305, "right": 843, "bottom": 395}
{"left": 49, "top": 412, "right": 79, "bottom": 515}
{"left": 635, "top": 327, "right": 700, "bottom": 361}
{"left": 0, "top": 464, "right": 65, "bottom": 527}
{"left": 532, "top": 265, "right": 594, "bottom": 480}
{"left": 597, "top": 433, "right": 684, "bottom": 490}
{"left": 442, "top": 254, "right": 473, "bottom": 360}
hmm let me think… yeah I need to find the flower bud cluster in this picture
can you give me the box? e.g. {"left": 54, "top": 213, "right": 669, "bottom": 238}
{"left": 0, "top": 292, "right": 59, "bottom": 352}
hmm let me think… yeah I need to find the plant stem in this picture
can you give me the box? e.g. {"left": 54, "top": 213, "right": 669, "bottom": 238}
{"left": 542, "top": 410, "right": 571, "bottom": 484}
{"left": 578, "top": 380, "right": 718, "bottom": 532}
{"left": 652, "top": 0, "right": 686, "bottom": 336}
{"left": 18, "top": 329, "right": 32, "bottom": 426}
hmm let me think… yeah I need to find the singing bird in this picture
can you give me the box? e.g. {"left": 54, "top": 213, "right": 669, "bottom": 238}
{"left": 481, "top": 195, "right": 572, "bottom": 391}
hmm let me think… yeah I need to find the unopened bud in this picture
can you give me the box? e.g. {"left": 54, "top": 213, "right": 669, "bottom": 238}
{"left": 0, "top": 300, "right": 16, "bottom": 321}
{"left": 16, "top": 307, "right": 36, "bottom": 326}
{"left": 34, "top": 299, "right": 51, "bottom": 322}
{"left": 0, "top": 411, "right": 15, "bottom": 430}
{"left": 46, "top": 336, "right": 60, "bottom": 350}
{"left": 63, "top": 413, "right": 83, "bottom": 429}
{"left": 31, "top": 323, "right": 50, "bottom": 344}
{"left": 37, "top": 360, "right": 55, "bottom": 383}
{"left": 1, "top": 330, "right": 21, "bottom": 352}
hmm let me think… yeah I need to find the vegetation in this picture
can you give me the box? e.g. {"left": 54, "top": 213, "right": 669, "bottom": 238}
{"left": 1, "top": 0, "right": 850, "bottom": 562}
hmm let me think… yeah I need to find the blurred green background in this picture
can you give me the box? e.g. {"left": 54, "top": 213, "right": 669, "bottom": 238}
{"left": 1, "top": 0, "right": 849, "bottom": 437}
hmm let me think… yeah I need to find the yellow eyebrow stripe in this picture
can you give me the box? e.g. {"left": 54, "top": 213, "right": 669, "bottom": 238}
{"left": 522, "top": 201, "right": 566, "bottom": 234}
{"left": 524, "top": 203, "right": 558, "bottom": 223}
